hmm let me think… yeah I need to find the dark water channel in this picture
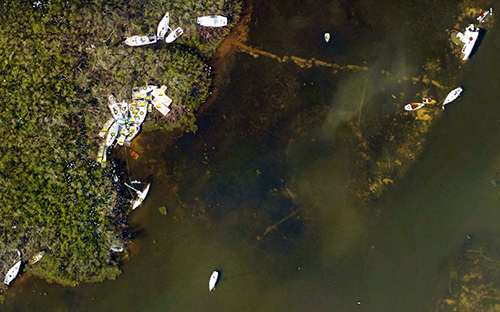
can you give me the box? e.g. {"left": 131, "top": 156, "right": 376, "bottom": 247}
{"left": 4, "top": 0, "right": 500, "bottom": 311}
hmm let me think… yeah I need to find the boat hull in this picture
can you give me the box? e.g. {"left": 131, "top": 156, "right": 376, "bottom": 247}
{"left": 157, "top": 13, "right": 170, "bottom": 39}
{"left": 4, "top": 261, "right": 21, "bottom": 285}
{"left": 197, "top": 16, "right": 228, "bottom": 27}
{"left": 404, "top": 103, "right": 425, "bottom": 111}
{"left": 209, "top": 271, "right": 219, "bottom": 291}
{"left": 132, "top": 183, "right": 151, "bottom": 210}
{"left": 165, "top": 27, "right": 184, "bottom": 43}
{"left": 442, "top": 87, "right": 463, "bottom": 108}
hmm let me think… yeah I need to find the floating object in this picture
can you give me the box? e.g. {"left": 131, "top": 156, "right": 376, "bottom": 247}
{"left": 124, "top": 35, "right": 157, "bottom": 47}
{"left": 324, "top": 33, "right": 330, "bottom": 43}
{"left": 157, "top": 12, "right": 170, "bottom": 40}
{"left": 165, "top": 27, "right": 183, "bottom": 43}
{"left": 404, "top": 102, "right": 425, "bottom": 111}
{"left": 477, "top": 8, "right": 493, "bottom": 23}
{"left": 4, "top": 260, "right": 21, "bottom": 285}
{"left": 442, "top": 87, "right": 463, "bottom": 109}
{"left": 209, "top": 271, "right": 219, "bottom": 291}
{"left": 457, "top": 24, "right": 480, "bottom": 60}
{"left": 126, "top": 183, "right": 151, "bottom": 210}
{"left": 422, "top": 97, "right": 432, "bottom": 103}
{"left": 197, "top": 16, "right": 228, "bottom": 27}
{"left": 29, "top": 251, "right": 44, "bottom": 265}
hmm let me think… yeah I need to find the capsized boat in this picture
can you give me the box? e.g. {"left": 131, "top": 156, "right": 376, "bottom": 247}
{"left": 442, "top": 87, "right": 463, "bottom": 109}
{"left": 404, "top": 103, "right": 425, "bottom": 111}
{"left": 157, "top": 12, "right": 170, "bottom": 40}
{"left": 457, "top": 24, "right": 480, "bottom": 61}
{"left": 4, "top": 261, "right": 21, "bottom": 285}
{"left": 477, "top": 8, "right": 493, "bottom": 23}
{"left": 29, "top": 251, "right": 44, "bottom": 265}
{"left": 105, "top": 121, "right": 120, "bottom": 147}
{"left": 197, "top": 16, "right": 228, "bottom": 27}
{"left": 209, "top": 271, "right": 219, "bottom": 291}
{"left": 126, "top": 182, "right": 151, "bottom": 210}
{"left": 324, "top": 33, "right": 330, "bottom": 43}
{"left": 165, "top": 27, "right": 183, "bottom": 43}
{"left": 110, "top": 245, "right": 124, "bottom": 253}
{"left": 124, "top": 35, "right": 157, "bottom": 47}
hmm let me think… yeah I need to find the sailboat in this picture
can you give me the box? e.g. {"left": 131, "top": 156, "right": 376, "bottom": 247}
{"left": 442, "top": 87, "right": 463, "bottom": 109}
{"left": 157, "top": 13, "right": 170, "bottom": 40}
{"left": 209, "top": 271, "right": 219, "bottom": 291}
{"left": 125, "top": 182, "right": 151, "bottom": 210}
{"left": 4, "top": 250, "right": 22, "bottom": 285}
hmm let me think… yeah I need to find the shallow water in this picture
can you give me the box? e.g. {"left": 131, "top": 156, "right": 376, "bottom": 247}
{"left": 4, "top": 0, "right": 500, "bottom": 311}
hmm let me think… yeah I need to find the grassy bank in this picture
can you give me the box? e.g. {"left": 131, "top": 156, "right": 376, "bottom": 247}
{"left": 0, "top": 0, "right": 241, "bottom": 295}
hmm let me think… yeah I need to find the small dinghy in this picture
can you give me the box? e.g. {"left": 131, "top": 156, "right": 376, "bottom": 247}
{"left": 157, "top": 12, "right": 170, "bottom": 40}
{"left": 209, "top": 271, "right": 219, "bottom": 291}
{"left": 404, "top": 102, "right": 425, "bottom": 111}
{"left": 4, "top": 260, "right": 21, "bottom": 285}
{"left": 197, "top": 16, "right": 228, "bottom": 27}
{"left": 165, "top": 27, "right": 183, "bottom": 43}
{"left": 124, "top": 35, "right": 157, "bottom": 47}
{"left": 442, "top": 87, "right": 463, "bottom": 109}
{"left": 324, "top": 33, "right": 330, "bottom": 43}
{"left": 29, "top": 251, "right": 44, "bottom": 265}
{"left": 477, "top": 8, "right": 493, "bottom": 23}
{"left": 126, "top": 182, "right": 151, "bottom": 210}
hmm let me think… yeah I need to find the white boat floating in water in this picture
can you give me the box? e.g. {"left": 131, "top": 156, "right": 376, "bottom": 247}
{"left": 4, "top": 260, "right": 21, "bottom": 285}
{"left": 324, "top": 33, "right": 330, "bottom": 43}
{"left": 442, "top": 87, "right": 463, "bottom": 109}
{"left": 404, "top": 102, "right": 425, "bottom": 111}
{"left": 477, "top": 8, "right": 493, "bottom": 23}
{"left": 126, "top": 182, "right": 151, "bottom": 210}
{"left": 124, "top": 35, "right": 157, "bottom": 47}
{"left": 157, "top": 12, "right": 170, "bottom": 40}
{"left": 456, "top": 24, "right": 480, "bottom": 61}
{"left": 209, "top": 271, "right": 219, "bottom": 291}
{"left": 165, "top": 27, "right": 183, "bottom": 43}
{"left": 197, "top": 16, "right": 228, "bottom": 27}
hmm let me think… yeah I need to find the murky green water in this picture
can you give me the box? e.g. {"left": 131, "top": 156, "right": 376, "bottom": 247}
{"left": 4, "top": 0, "right": 500, "bottom": 311}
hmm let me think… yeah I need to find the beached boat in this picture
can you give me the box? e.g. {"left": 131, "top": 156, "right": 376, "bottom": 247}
{"left": 105, "top": 121, "right": 120, "bottom": 147}
{"left": 165, "top": 27, "right": 183, "bottom": 43}
{"left": 125, "top": 125, "right": 141, "bottom": 145}
{"left": 124, "top": 35, "right": 157, "bottom": 47}
{"left": 477, "top": 8, "right": 493, "bottom": 23}
{"left": 110, "top": 245, "right": 124, "bottom": 252}
{"left": 126, "top": 183, "right": 151, "bottom": 210}
{"left": 442, "top": 87, "right": 463, "bottom": 109}
{"left": 4, "top": 261, "right": 21, "bottom": 285}
{"left": 132, "top": 85, "right": 158, "bottom": 99}
{"left": 108, "top": 95, "right": 122, "bottom": 120}
{"left": 157, "top": 13, "right": 170, "bottom": 40}
{"left": 29, "top": 251, "right": 44, "bottom": 265}
{"left": 324, "top": 33, "right": 330, "bottom": 43}
{"left": 197, "top": 16, "right": 228, "bottom": 27}
{"left": 209, "top": 271, "right": 219, "bottom": 291}
{"left": 457, "top": 24, "right": 480, "bottom": 60}
{"left": 404, "top": 102, "right": 425, "bottom": 111}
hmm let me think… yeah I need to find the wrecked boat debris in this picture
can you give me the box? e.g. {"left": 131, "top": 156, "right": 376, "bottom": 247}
{"left": 125, "top": 182, "right": 151, "bottom": 210}
{"left": 456, "top": 24, "right": 480, "bottom": 61}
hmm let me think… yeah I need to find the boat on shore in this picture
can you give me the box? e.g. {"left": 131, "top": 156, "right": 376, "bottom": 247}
{"left": 29, "top": 251, "right": 44, "bottom": 265}
{"left": 165, "top": 27, "right": 183, "bottom": 43}
{"left": 157, "top": 13, "right": 170, "bottom": 40}
{"left": 324, "top": 33, "right": 330, "bottom": 42}
{"left": 105, "top": 121, "right": 120, "bottom": 147}
{"left": 209, "top": 271, "right": 219, "bottom": 291}
{"left": 442, "top": 87, "right": 463, "bottom": 109}
{"left": 4, "top": 260, "right": 21, "bottom": 285}
{"left": 404, "top": 102, "right": 425, "bottom": 111}
{"left": 126, "top": 182, "right": 151, "bottom": 210}
{"left": 124, "top": 35, "right": 157, "bottom": 47}
{"left": 197, "top": 16, "right": 228, "bottom": 27}
{"left": 477, "top": 8, "right": 493, "bottom": 23}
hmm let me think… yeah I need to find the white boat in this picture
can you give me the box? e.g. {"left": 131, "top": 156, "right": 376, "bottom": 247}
{"left": 126, "top": 183, "right": 151, "bottom": 210}
{"left": 209, "top": 271, "right": 219, "bottom": 291}
{"left": 132, "top": 85, "right": 158, "bottom": 99}
{"left": 324, "top": 33, "right": 330, "bottom": 43}
{"left": 4, "top": 261, "right": 21, "bottom": 285}
{"left": 124, "top": 35, "right": 157, "bottom": 47}
{"left": 125, "top": 125, "right": 141, "bottom": 145}
{"left": 29, "top": 251, "right": 44, "bottom": 265}
{"left": 404, "top": 103, "right": 425, "bottom": 111}
{"left": 110, "top": 245, "right": 124, "bottom": 253}
{"left": 105, "top": 121, "right": 120, "bottom": 147}
{"left": 457, "top": 24, "right": 480, "bottom": 60}
{"left": 442, "top": 87, "right": 463, "bottom": 109}
{"left": 108, "top": 95, "right": 122, "bottom": 120}
{"left": 119, "top": 100, "right": 129, "bottom": 120}
{"left": 165, "top": 27, "right": 183, "bottom": 43}
{"left": 477, "top": 8, "right": 493, "bottom": 23}
{"left": 157, "top": 13, "right": 170, "bottom": 40}
{"left": 197, "top": 16, "right": 228, "bottom": 27}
